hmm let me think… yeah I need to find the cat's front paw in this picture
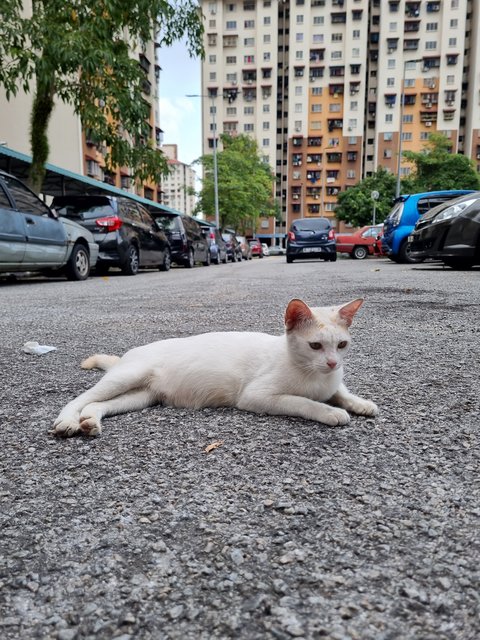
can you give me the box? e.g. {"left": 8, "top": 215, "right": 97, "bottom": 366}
{"left": 322, "top": 407, "right": 350, "bottom": 427}
{"left": 350, "top": 399, "right": 379, "bottom": 417}
{"left": 53, "top": 415, "right": 81, "bottom": 437}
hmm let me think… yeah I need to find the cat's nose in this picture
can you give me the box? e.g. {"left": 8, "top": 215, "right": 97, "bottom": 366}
{"left": 327, "top": 359, "right": 337, "bottom": 369}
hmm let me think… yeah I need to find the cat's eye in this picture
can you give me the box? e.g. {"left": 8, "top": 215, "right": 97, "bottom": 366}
{"left": 309, "top": 342, "right": 323, "bottom": 350}
{"left": 338, "top": 341, "right": 348, "bottom": 349}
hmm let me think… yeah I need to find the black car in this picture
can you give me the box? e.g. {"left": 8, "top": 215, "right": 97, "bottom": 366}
{"left": 221, "top": 231, "right": 243, "bottom": 262}
{"left": 286, "top": 217, "right": 337, "bottom": 263}
{"left": 152, "top": 212, "right": 210, "bottom": 268}
{"left": 192, "top": 217, "right": 228, "bottom": 264}
{"left": 52, "top": 195, "right": 171, "bottom": 275}
{"left": 408, "top": 192, "right": 480, "bottom": 269}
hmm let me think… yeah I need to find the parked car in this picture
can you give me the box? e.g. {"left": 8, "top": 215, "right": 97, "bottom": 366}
{"left": 0, "top": 171, "right": 98, "bottom": 281}
{"left": 335, "top": 225, "right": 384, "bottom": 260}
{"left": 52, "top": 195, "right": 170, "bottom": 275}
{"left": 268, "top": 245, "right": 286, "bottom": 256}
{"left": 249, "top": 238, "right": 264, "bottom": 258}
{"left": 408, "top": 192, "right": 480, "bottom": 269}
{"left": 236, "top": 235, "right": 252, "bottom": 260}
{"left": 193, "top": 218, "right": 228, "bottom": 264}
{"left": 381, "top": 190, "right": 474, "bottom": 264}
{"left": 286, "top": 217, "right": 336, "bottom": 263}
{"left": 222, "top": 231, "right": 243, "bottom": 262}
{"left": 150, "top": 211, "right": 210, "bottom": 268}
{"left": 261, "top": 243, "right": 270, "bottom": 256}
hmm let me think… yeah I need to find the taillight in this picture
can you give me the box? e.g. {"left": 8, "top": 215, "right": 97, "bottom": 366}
{"left": 95, "top": 216, "right": 123, "bottom": 232}
{"left": 209, "top": 232, "right": 215, "bottom": 240}
{"left": 328, "top": 229, "right": 335, "bottom": 240}
{"left": 288, "top": 231, "right": 296, "bottom": 241}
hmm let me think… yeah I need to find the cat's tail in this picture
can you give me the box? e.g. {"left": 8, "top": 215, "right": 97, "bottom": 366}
{"left": 81, "top": 354, "right": 121, "bottom": 371}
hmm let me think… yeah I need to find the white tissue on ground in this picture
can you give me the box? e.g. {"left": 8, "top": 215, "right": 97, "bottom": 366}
{"left": 23, "top": 341, "right": 57, "bottom": 355}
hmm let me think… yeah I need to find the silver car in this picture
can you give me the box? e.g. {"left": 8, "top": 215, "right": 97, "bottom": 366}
{"left": 0, "top": 171, "right": 98, "bottom": 280}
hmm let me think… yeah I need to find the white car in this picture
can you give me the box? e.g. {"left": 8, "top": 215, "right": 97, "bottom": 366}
{"left": 261, "top": 243, "right": 270, "bottom": 256}
{"left": 0, "top": 171, "right": 98, "bottom": 280}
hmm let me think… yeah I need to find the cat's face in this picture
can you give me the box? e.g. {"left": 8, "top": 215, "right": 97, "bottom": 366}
{"left": 284, "top": 299, "right": 363, "bottom": 374}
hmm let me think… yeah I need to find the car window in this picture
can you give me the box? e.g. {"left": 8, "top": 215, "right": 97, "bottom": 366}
{"left": 138, "top": 206, "right": 154, "bottom": 226}
{"left": 293, "top": 219, "right": 330, "bottom": 231}
{"left": 155, "top": 215, "right": 180, "bottom": 231}
{"left": 0, "top": 183, "right": 13, "bottom": 209}
{"left": 123, "top": 203, "right": 143, "bottom": 224}
{"left": 2, "top": 175, "right": 51, "bottom": 216}
{"left": 55, "top": 198, "right": 114, "bottom": 220}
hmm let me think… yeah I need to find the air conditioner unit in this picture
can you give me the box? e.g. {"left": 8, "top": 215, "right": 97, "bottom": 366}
{"left": 310, "top": 77, "right": 315, "bottom": 82}
{"left": 425, "top": 102, "right": 432, "bottom": 108}
{"left": 292, "top": 194, "right": 299, "bottom": 199}
{"left": 425, "top": 121, "right": 432, "bottom": 127}
{"left": 446, "top": 100, "right": 454, "bottom": 106}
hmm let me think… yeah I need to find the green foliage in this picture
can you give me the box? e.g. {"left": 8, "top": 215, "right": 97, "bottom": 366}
{"left": 196, "top": 134, "right": 276, "bottom": 231}
{"left": 335, "top": 167, "right": 397, "bottom": 227}
{"left": 0, "top": 0, "right": 204, "bottom": 192}
{"left": 401, "top": 133, "right": 480, "bottom": 192}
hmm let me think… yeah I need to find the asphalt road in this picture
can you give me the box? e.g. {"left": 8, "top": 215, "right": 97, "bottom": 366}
{"left": 1, "top": 256, "right": 479, "bottom": 640}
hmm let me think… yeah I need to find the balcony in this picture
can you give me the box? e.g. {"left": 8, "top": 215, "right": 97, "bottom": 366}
{"left": 404, "top": 20, "right": 420, "bottom": 32}
{"left": 307, "top": 136, "right": 322, "bottom": 146}
{"left": 404, "top": 39, "right": 419, "bottom": 51}
{"left": 326, "top": 153, "right": 342, "bottom": 163}
{"left": 329, "top": 66, "right": 345, "bottom": 78}
{"left": 309, "top": 49, "right": 325, "bottom": 63}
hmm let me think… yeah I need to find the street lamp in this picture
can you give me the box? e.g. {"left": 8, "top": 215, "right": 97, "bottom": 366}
{"left": 396, "top": 59, "right": 423, "bottom": 199}
{"left": 186, "top": 93, "right": 220, "bottom": 229}
{"left": 371, "top": 190, "right": 379, "bottom": 225}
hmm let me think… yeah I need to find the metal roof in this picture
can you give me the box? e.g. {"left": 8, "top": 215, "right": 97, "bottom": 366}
{"left": 0, "top": 145, "right": 183, "bottom": 217}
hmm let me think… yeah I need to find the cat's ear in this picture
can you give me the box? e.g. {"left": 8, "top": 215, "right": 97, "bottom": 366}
{"left": 285, "top": 299, "right": 313, "bottom": 331}
{"left": 337, "top": 298, "right": 364, "bottom": 327}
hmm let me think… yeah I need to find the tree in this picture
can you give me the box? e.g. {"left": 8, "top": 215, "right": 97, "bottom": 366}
{"left": 0, "top": 0, "right": 203, "bottom": 192}
{"left": 401, "top": 133, "right": 480, "bottom": 192}
{"left": 335, "top": 167, "right": 397, "bottom": 227}
{"left": 196, "top": 134, "right": 276, "bottom": 231}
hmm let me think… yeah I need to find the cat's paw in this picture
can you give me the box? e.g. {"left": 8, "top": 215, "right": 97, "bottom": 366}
{"left": 79, "top": 416, "right": 102, "bottom": 437}
{"left": 322, "top": 407, "right": 350, "bottom": 427}
{"left": 53, "top": 415, "right": 81, "bottom": 437}
{"left": 350, "top": 399, "right": 379, "bottom": 417}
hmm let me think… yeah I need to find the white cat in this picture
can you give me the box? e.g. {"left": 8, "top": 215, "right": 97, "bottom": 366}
{"left": 53, "top": 298, "right": 378, "bottom": 437}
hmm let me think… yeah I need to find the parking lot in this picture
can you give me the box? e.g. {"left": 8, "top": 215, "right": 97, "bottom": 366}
{"left": 1, "top": 256, "right": 479, "bottom": 639}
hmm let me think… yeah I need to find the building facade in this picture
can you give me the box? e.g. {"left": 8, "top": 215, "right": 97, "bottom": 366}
{"left": 161, "top": 144, "right": 197, "bottom": 215}
{"left": 200, "top": 0, "right": 480, "bottom": 240}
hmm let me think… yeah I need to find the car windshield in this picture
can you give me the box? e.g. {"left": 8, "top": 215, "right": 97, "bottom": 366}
{"left": 154, "top": 215, "right": 180, "bottom": 231}
{"left": 55, "top": 200, "right": 113, "bottom": 220}
{"left": 293, "top": 219, "right": 329, "bottom": 231}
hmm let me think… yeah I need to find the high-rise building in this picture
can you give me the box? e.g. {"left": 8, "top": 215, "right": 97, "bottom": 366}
{"left": 200, "top": 0, "right": 479, "bottom": 241}
{"left": 161, "top": 144, "right": 197, "bottom": 215}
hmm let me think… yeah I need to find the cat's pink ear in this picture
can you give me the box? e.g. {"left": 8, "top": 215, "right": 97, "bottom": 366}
{"left": 338, "top": 298, "right": 364, "bottom": 327}
{"left": 285, "top": 299, "right": 313, "bottom": 331}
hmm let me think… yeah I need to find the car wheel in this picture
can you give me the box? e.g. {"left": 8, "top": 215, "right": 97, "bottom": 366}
{"left": 398, "top": 240, "right": 423, "bottom": 264}
{"left": 159, "top": 249, "right": 171, "bottom": 272}
{"left": 352, "top": 246, "right": 368, "bottom": 260}
{"left": 65, "top": 243, "right": 90, "bottom": 281}
{"left": 121, "top": 244, "right": 139, "bottom": 275}
{"left": 184, "top": 248, "right": 195, "bottom": 268}
{"left": 203, "top": 250, "right": 211, "bottom": 267}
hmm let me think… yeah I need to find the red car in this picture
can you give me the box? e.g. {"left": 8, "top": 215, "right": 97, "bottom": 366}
{"left": 335, "top": 225, "right": 384, "bottom": 259}
{"left": 249, "top": 238, "right": 264, "bottom": 258}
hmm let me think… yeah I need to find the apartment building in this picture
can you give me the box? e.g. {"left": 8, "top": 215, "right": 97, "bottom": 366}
{"left": 161, "top": 144, "right": 197, "bottom": 215}
{"left": 200, "top": 0, "right": 480, "bottom": 239}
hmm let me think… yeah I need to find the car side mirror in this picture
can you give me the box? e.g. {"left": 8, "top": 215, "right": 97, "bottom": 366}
{"left": 49, "top": 208, "right": 59, "bottom": 220}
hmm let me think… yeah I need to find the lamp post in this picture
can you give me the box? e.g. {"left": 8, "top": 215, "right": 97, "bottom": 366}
{"left": 186, "top": 93, "right": 220, "bottom": 229}
{"left": 371, "top": 190, "right": 379, "bottom": 225}
{"left": 396, "top": 59, "right": 422, "bottom": 199}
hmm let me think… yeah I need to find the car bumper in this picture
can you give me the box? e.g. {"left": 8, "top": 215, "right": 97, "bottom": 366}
{"left": 286, "top": 243, "right": 336, "bottom": 258}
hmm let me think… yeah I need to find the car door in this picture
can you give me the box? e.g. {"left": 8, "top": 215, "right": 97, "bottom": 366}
{"left": 138, "top": 206, "right": 166, "bottom": 265}
{"left": 0, "top": 179, "right": 27, "bottom": 266}
{"left": 2, "top": 174, "right": 67, "bottom": 265}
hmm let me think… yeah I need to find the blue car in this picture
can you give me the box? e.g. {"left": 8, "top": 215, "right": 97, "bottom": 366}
{"left": 381, "top": 190, "right": 475, "bottom": 263}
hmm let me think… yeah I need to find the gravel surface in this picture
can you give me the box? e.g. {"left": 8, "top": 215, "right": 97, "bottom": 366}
{"left": 0, "top": 257, "right": 479, "bottom": 640}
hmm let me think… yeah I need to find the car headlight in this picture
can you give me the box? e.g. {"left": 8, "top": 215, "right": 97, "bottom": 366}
{"left": 432, "top": 198, "right": 476, "bottom": 224}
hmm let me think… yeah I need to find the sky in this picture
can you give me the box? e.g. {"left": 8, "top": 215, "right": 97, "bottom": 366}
{"left": 158, "top": 41, "right": 203, "bottom": 166}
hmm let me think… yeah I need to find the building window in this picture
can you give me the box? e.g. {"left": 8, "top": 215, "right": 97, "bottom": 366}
{"left": 263, "top": 52, "right": 271, "bottom": 61}
{"left": 401, "top": 132, "right": 412, "bottom": 141}
{"left": 384, "top": 132, "right": 393, "bottom": 141}
{"left": 264, "top": 16, "right": 271, "bottom": 25}
{"left": 295, "top": 86, "right": 303, "bottom": 96}
{"left": 263, "top": 122, "right": 270, "bottom": 130}
{"left": 426, "top": 23, "right": 438, "bottom": 31}
{"left": 450, "top": 19, "right": 458, "bottom": 28}
{"left": 295, "top": 103, "right": 303, "bottom": 113}
{"left": 244, "top": 38, "right": 254, "bottom": 46}
{"left": 226, "top": 56, "right": 236, "bottom": 64}
{"left": 331, "top": 33, "right": 343, "bottom": 42}
{"left": 426, "top": 41, "right": 437, "bottom": 49}
{"left": 244, "top": 123, "right": 254, "bottom": 132}
{"left": 262, "top": 138, "right": 270, "bottom": 146}
{"left": 263, "top": 104, "right": 270, "bottom": 112}
{"left": 312, "top": 87, "right": 323, "bottom": 96}
{"left": 264, "top": 34, "right": 271, "bottom": 43}
{"left": 244, "top": 55, "right": 255, "bottom": 64}
{"left": 226, "top": 21, "right": 237, "bottom": 29}
{"left": 311, "top": 104, "right": 322, "bottom": 112}
{"left": 209, "top": 55, "right": 216, "bottom": 63}
{"left": 313, "top": 16, "right": 324, "bottom": 25}
{"left": 448, "top": 38, "right": 457, "bottom": 47}
{"left": 388, "top": 59, "right": 396, "bottom": 68}
{"left": 385, "top": 114, "right": 393, "bottom": 122}
{"left": 244, "top": 20, "right": 255, "bottom": 28}
{"left": 387, "top": 77, "right": 395, "bottom": 87}
{"left": 296, "top": 33, "right": 304, "bottom": 42}
{"left": 353, "top": 30, "right": 360, "bottom": 39}
{"left": 209, "top": 72, "right": 217, "bottom": 81}
{"left": 296, "top": 15, "right": 304, "bottom": 24}
{"left": 313, "top": 34, "right": 324, "bottom": 43}
{"left": 244, "top": 106, "right": 254, "bottom": 115}
{"left": 226, "top": 107, "right": 237, "bottom": 116}
{"left": 403, "top": 114, "right": 413, "bottom": 123}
